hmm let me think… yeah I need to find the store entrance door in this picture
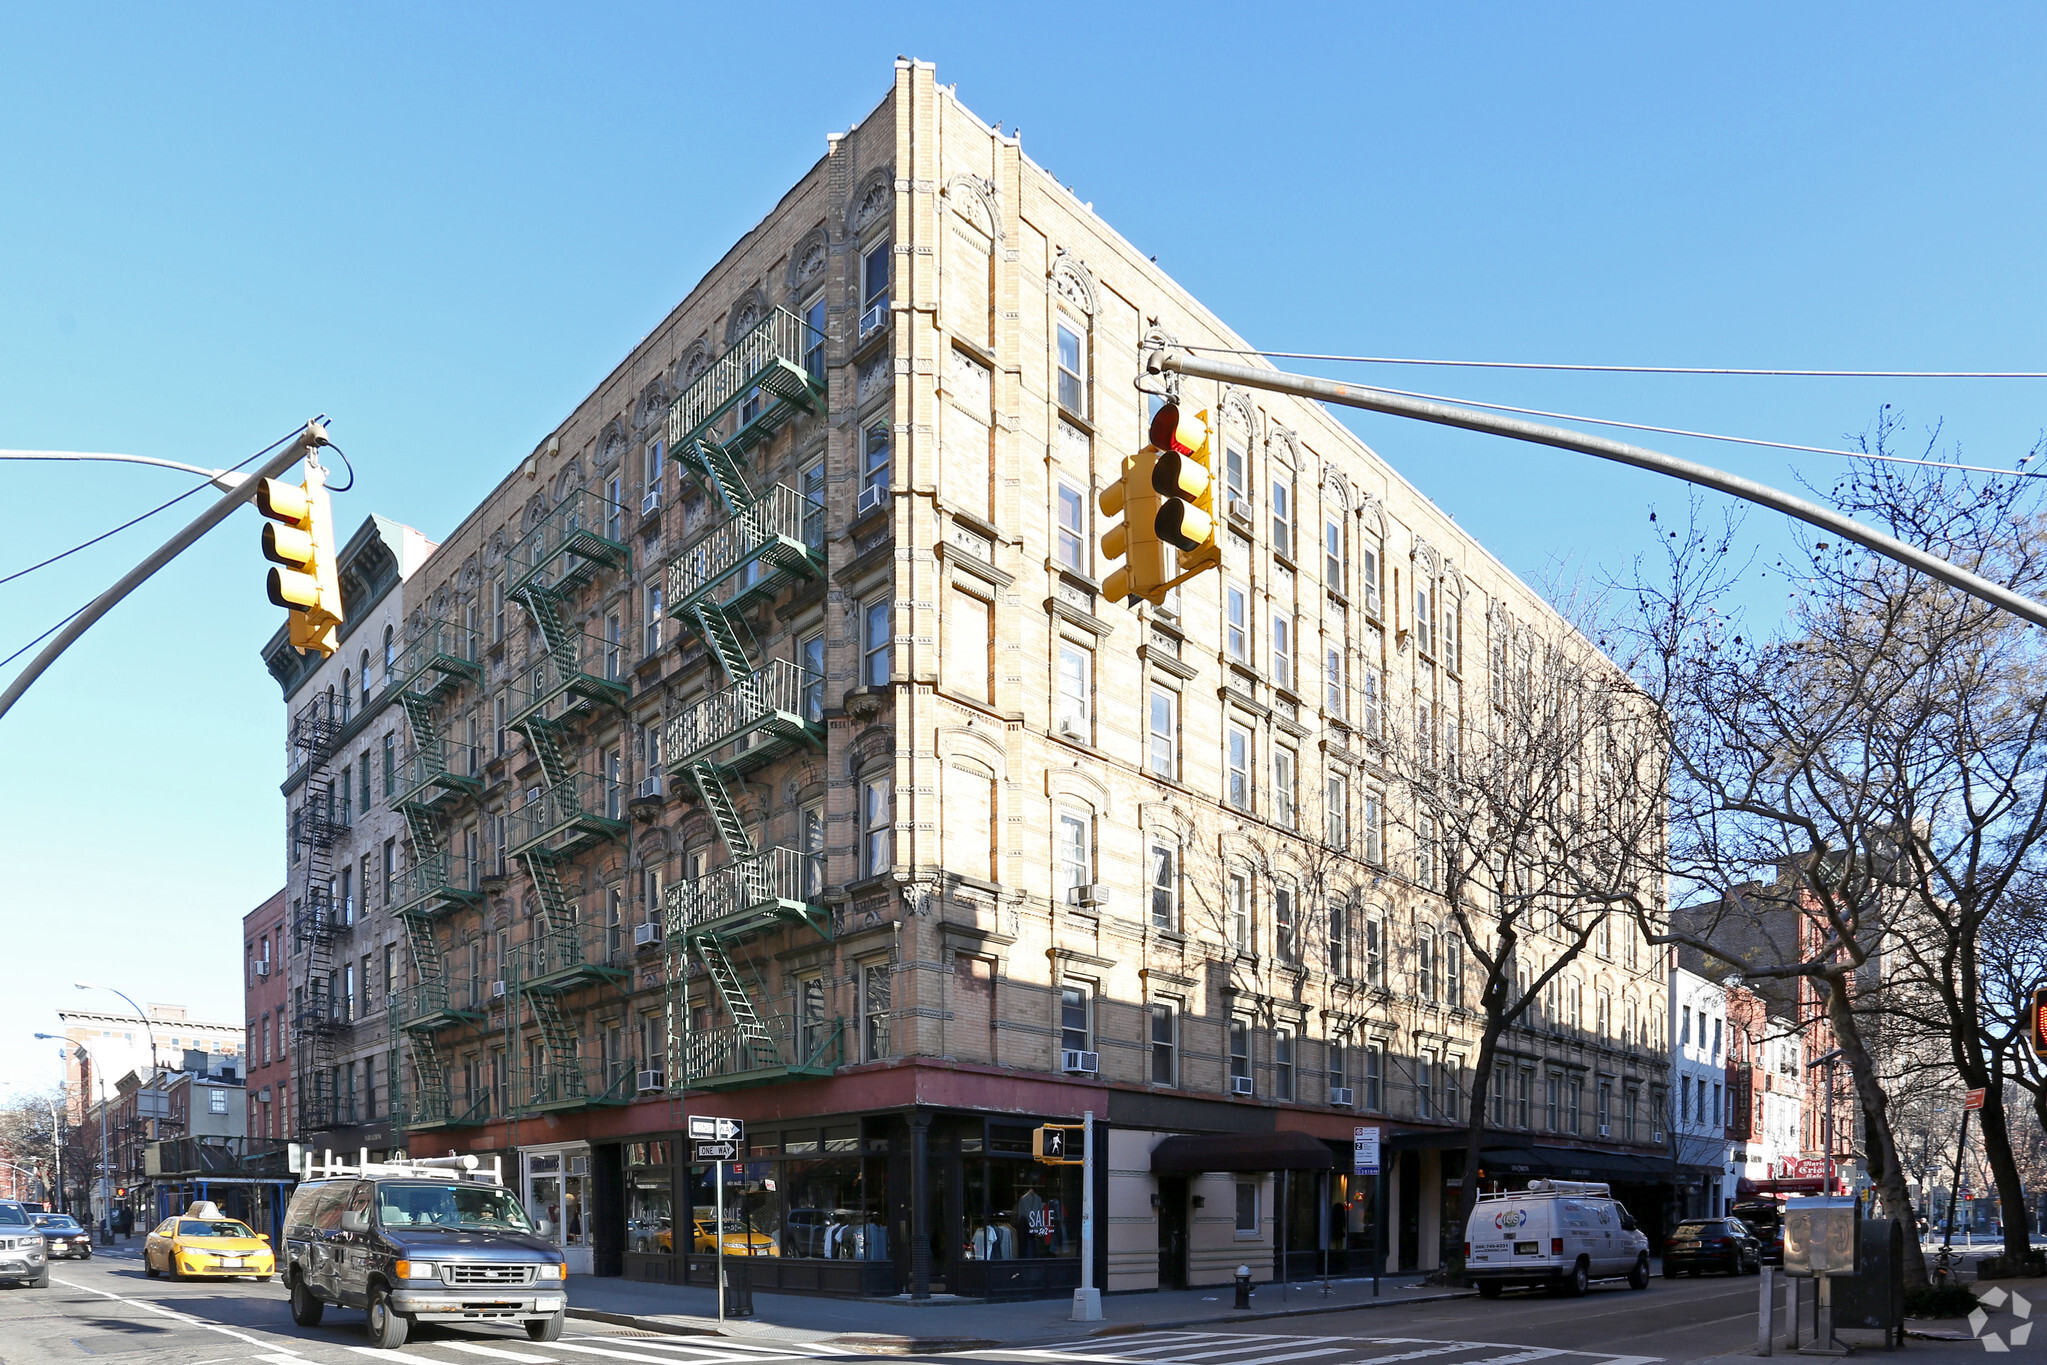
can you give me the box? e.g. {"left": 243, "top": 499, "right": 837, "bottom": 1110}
{"left": 523, "top": 1145, "right": 593, "bottom": 1276}
{"left": 1156, "top": 1177, "right": 1189, "bottom": 1290}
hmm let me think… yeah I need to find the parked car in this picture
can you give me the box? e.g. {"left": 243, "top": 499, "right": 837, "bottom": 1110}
{"left": 1464, "top": 1179, "right": 1651, "bottom": 1297}
{"left": 0, "top": 1201, "right": 48, "bottom": 1289}
{"left": 32, "top": 1213, "right": 92, "bottom": 1260}
{"left": 144, "top": 1205, "right": 275, "bottom": 1281}
{"left": 692, "top": 1217, "right": 779, "bottom": 1256}
{"left": 1663, "top": 1217, "right": 1760, "bottom": 1276}
{"left": 282, "top": 1152, "right": 565, "bottom": 1350}
{"left": 1730, "top": 1201, "right": 1785, "bottom": 1265}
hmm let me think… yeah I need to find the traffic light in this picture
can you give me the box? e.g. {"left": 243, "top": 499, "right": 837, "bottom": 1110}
{"left": 2030, "top": 984, "right": 2047, "bottom": 1060}
{"left": 1033, "top": 1124, "right": 1083, "bottom": 1164}
{"left": 258, "top": 459, "right": 343, "bottom": 658}
{"left": 1099, "top": 445, "right": 1168, "bottom": 605}
{"left": 1149, "top": 403, "right": 1221, "bottom": 581}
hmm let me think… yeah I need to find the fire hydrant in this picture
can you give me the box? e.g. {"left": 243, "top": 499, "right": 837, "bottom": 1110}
{"left": 1233, "top": 1264, "right": 1253, "bottom": 1310}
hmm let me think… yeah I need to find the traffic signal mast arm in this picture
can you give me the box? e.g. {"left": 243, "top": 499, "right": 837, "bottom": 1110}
{"left": 1143, "top": 345, "right": 2047, "bottom": 631}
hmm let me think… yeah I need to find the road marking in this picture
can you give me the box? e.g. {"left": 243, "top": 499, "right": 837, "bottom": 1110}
{"left": 53, "top": 1276, "right": 300, "bottom": 1354}
{"left": 577, "top": 1342, "right": 842, "bottom": 1361}
{"left": 434, "top": 1344, "right": 561, "bottom": 1363}
{"left": 550, "top": 1343, "right": 747, "bottom": 1365}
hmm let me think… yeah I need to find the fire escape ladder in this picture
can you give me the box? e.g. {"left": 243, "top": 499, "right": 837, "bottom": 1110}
{"left": 686, "top": 601, "right": 758, "bottom": 684}
{"left": 694, "top": 937, "right": 775, "bottom": 1064}
{"left": 527, "top": 989, "right": 585, "bottom": 1105}
{"left": 405, "top": 1030, "right": 451, "bottom": 1126}
{"left": 399, "top": 691, "right": 442, "bottom": 756}
{"left": 684, "top": 760, "right": 753, "bottom": 860}
{"left": 513, "top": 583, "right": 573, "bottom": 659}
{"left": 518, "top": 717, "right": 573, "bottom": 791}
{"left": 676, "top": 433, "right": 755, "bottom": 517}
{"left": 518, "top": 849, "right": 581, "bottom": 963}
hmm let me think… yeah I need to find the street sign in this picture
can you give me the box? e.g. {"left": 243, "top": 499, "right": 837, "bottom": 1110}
{"left": 693, "top": 1141, "right": 738, "bottom": 1161}
{"left": 1963, "top": 1088, "right": 1986, "bottom": 1112}
{"left": 688, "top": 1115, "right": 744, "bottom": 1141}
{"left": 1353, "top": 1125, "right": 1381, "bottom": 1176}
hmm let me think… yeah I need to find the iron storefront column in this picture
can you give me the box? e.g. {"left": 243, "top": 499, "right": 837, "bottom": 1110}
{"left": 908, "top": 1111, "right": 930, "bottom": 1300}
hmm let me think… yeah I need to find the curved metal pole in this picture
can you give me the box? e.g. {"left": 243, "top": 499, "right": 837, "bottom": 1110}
{"left": 0, "top": 421, "right": 328, "bottom": 723}
{"left": 80, "top": 985, "right": 161, "bottom": 1077}
{"left": 1150, "top": 350, "right": 2047, "bottom": 630}
{"left": 0, "top": 450, "right": 248, "bottom": 491}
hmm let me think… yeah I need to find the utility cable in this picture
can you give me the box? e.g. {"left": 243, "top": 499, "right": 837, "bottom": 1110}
{"left": 1177, "top": 344, "right": 2047, "bottom": 379}
{"left": 1324, "top": 381, "right": 2045, "bottom": 479}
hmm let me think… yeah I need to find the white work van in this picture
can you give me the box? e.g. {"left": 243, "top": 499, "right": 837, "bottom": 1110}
{"left": 1463, "top": 1179, "right": 1651, "bottom": 1297}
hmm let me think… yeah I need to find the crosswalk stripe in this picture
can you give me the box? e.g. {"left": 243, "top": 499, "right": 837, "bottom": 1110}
{"left": 578, "top": 1341, "right": 839, "bottom": 1360}
{"left": 437, "top": 1343, "right": 564, "bottom": 1362}
{"left": 551, "top": 1343, "right": 754, "bottom": 1365}
{"left": 1113, "top": 1342, "right": 1348, "bottom": 1360}
{"left": 1168, "top": 1348, "right": 1358, "bottom": 1365}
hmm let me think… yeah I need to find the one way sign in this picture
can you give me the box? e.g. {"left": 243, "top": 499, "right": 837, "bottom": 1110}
{"left": 688, "top": 1115, "right": 744, "bottom": 1142}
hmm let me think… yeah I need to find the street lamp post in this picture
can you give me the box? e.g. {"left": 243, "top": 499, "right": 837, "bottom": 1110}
{"left": 38, "top": 1033, "right": 112, "bottom": 1245}
{"left": 1806, "top": 1048, "right": 1843, "bottom": 1198}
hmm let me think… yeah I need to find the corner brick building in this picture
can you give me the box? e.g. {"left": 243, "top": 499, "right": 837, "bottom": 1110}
{"left": 268, "top": 60, "right": 1671, "bottom": 1296}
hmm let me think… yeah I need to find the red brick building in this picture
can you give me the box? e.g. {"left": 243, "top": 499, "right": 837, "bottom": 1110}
{"left": 243, "top": 890, "right": 290, "bottom": 1141}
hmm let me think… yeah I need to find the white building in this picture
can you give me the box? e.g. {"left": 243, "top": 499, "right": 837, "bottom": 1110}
{"left": 1668, "top": 964, "right": 1732, "bottom": 1216}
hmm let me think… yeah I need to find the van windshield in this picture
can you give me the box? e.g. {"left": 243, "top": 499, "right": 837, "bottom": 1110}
{"left": 377, "top": 1183, "right": 534, "bottom": 1231}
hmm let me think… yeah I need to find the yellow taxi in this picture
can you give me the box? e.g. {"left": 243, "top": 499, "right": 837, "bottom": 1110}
{"left": 144, "top": 1202, "right": 276, "bottom": 1282}
{"left": 691, "top": 1218, "right": 778, "bottom": 1256}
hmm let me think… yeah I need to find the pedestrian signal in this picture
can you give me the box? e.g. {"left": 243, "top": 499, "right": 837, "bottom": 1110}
{"left": 1033, "top": 1124, "right": 1083, "bottom": 1164}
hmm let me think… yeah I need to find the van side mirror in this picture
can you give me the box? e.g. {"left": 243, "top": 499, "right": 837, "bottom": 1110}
{"left": 535, "top": 1218, "right": 552, "bottom": 1236}
{"left": 1620, "top": 1215, "right": 1638, "bottom": 1230}
{"left": 340, "top": 1209, "right": 369, "bottom": 1233}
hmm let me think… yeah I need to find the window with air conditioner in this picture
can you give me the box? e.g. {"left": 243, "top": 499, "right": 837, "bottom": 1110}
{"left": 860, "top": 421, "right": 890, "bottom": 508}
{"left": 636, "top": 1068, "right": 665, "bottom": 1092}
{"left": 859, "top": 238, "right": 890, "bottom": 340}
{"left": 1228, "top": 1018, "right": 1252, "bottom": 1095}
{"left": 632, "top": 922, "right": 661, "bottom": 949}
{"left": 1055, "top": 643, "right": 1090, "bottom": 740}
{"left": 1060, "top": 983, "right": 1091, "bottom": 1058}
{"left": 1055, "top": 807, "right": 1091, "bottom": 907}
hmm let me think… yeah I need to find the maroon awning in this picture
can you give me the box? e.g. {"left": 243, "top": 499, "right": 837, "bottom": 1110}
{"left": 1150, "top": 1131, "right": 1338, "bottom": 1174}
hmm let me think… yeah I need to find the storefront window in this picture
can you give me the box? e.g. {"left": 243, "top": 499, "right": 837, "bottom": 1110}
{"left": 781, "top": 1156, "right": 890, "bottom": 1259}
{"left": 524, "top": 1150, "right": 588, "bottom": 1251}
{"left": 962, "top": 1153, "right": 1081, "bottom": 1261}
{"left": 626, "top": 1141, "right": 673, "bottom": 1255}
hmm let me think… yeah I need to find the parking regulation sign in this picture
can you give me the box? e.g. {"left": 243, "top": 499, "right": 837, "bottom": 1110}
{"left": 1353, "top": 1125, "right": 1381, "bottom": 1176}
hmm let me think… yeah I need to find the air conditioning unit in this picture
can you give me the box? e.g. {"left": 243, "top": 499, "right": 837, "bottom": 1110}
{"left": 1061, "top": 1049, "right": 1100, "bottom": 1075}
{"left": 1065, "top": 883, "right": 1107, "bottom": 908}
{"left": 1329, "top": 1086, "right": 1355, "bottom": 1107}
{"left": 1057, "top": 715, "right": 1087, "bottom": 740}
{"left": 490, "top": 980, "right": 507, "bottom": 1000}
{"left": 255, "top": 962, "right": 270, "bottom": 977}
{"left": 642, "top": 488, "right": 662, "bottom": 516}
{"left": 636, "top": 1069, "right": 666, "bottom": 1093}
{"left": 859, "top": 302, "right": 888, "bottom": 340}
{"left": 1231, "top": 1076, "right": 1256, "bottom": 1096}
{"left": 1598, "top": 1124, "right": 1612, "bottom": 1137}
{"left": 637, "top": 774, "right": 664, "bottom": 800}
{"left": 857, "top": 484, "right": 887, "bottom": 517}
{"left": 633, "top": 922, "right": 662, "bottom": 949}
{"left": 257, "top": 1087, "right": 271, "bottom": 1103}
{"left": 1652, "top": 1130, "right": 1666, "bottom": 1144}
{"left": 1227, "top": 492, "right": 1254, "bottom": 525}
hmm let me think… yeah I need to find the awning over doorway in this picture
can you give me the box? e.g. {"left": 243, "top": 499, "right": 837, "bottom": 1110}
{"left": 1479, "top": 1144, "right": 1678, "bottom": 1184}
{"left": 1151, "top": 1131, "right": 1339, "bottom": 1174}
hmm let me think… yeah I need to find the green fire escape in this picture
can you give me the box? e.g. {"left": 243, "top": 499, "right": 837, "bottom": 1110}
{"left": 388, "top": 620, "right": 488, "bottom": 1131}
{"left": 661, "top": 308, "right": 842, "bottom": 1091}
{"left": 504, "top": 489, "right": 634, "bottom": 1113}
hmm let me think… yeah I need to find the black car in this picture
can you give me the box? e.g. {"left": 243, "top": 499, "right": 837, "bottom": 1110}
{"left": 282, "top": 1156, "right": 566, "bottom": 1350}
{"left": 1663, "top": 1217, "right": 1761, "bottom": 1276}
{"left": 1730, "top": 1200, "right": 1785, "bottom": 1265}
{"left": 31, "top": 1213, "right": 91, "bottom": 1260}
{"left": 0, "top": 1201, "right": 48, "bottom": 1289}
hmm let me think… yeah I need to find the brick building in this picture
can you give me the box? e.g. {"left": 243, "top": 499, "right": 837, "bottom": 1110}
{"left": 269, "top": 61, "right": 1671, "bottom": 1295}
{"left": 243, "top": 889, "right": 290, "bottom": 1140}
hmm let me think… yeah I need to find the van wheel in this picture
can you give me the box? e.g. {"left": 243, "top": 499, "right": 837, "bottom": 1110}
{"left": 1477, "top": 1280, "right": 1503, "bottom": 1299}
{"left": 288, "top": 1272, "right": 325, "bottom": 1327}
{"left": 366, "top": 1285, "right": 408, "bottom": 1349}
{"left": 1560, "top": 1259, "right": 1590, "bottom": 1297}
{"left": 526, "top": 1312, "right": 565, "bottom": 1342}
{"left": 1629, "top": 1255, "right": 1650, "bottom": 1290}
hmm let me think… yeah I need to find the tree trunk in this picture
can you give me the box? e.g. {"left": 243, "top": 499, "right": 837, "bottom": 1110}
{"left": 1973, "top": 1084, "right": 2035, "bottom": 1263}
{"left": 1821, "top": 973, "right": 1929, "bottom": 1287}
{"left": 1457, "top": 1023, "right": 1507, "bottom": 1240}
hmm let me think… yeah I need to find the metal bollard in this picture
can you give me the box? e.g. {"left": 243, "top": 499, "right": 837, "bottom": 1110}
{"left": 1757, "top": 1264, "right": 1775, "bottom": 1357}
{"left": 1233, "top": 1264, "right": 1253, "bottom": 1310}
{"left": 1785, "top": 1272, "right": 1800, "bottom": 1350}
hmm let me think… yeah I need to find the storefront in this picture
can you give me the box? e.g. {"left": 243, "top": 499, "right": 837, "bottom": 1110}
{"left": 519, "top": 1143, "right": 595, "bottom": 1276}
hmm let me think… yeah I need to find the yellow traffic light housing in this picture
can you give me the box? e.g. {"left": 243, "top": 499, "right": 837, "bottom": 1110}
{"left": 1150, "top": 404, "right": 1220, "bottom": 581}
{"left": 258, "top": 459, "right": 342, "bottom": 657}
{"left": 1099, "top": 447, "right": 1169, "bottom": 605}
{"left": 1033, "top": 1124, "right": 1083, "bottom": 1164}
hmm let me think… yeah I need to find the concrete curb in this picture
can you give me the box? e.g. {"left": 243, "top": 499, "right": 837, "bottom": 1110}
{"left": 568, "top": 1287, "right": 1478, "bottom": 1355}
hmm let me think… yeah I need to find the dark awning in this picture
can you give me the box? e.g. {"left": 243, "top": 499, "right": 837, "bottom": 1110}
{"left": 1151, "top": 1131, "right": 1339, "bottom": 1174}
{"left": 1479, "top": 1145, "right": 1678, "bottom": 1183}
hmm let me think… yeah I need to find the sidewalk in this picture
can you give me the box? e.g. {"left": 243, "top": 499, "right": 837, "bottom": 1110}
{"left": 565, "top": 1272, "right": 1473, "bottom": 1352}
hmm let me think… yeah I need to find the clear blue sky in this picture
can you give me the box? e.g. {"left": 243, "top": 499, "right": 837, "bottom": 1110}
{"left": 3, "top": 3, "right": 2043, "bottom": 1097}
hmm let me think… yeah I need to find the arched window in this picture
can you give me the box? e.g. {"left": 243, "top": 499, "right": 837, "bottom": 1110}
{"left": 359, "top": 650, "right": 371, "bottom": 706}
{"left": 383, "top": 625, "right": 396, "bottom": 684}
{"left": 340, "top": 670, "right": 352, "bottom": 723}
{"left": 1417, "top": 927, "right": 1437, "bottom": 1001}
{"left": 1567, "top": 979, "right": 1583, "bottom": 1031}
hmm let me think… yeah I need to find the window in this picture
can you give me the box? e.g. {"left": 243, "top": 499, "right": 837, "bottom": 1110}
{"left": 862, "top": 421, "right": 891, "bottom": 499}
{"left": 1274, "top": 880, "right": 1297, "bottom": 962}
{"left": 1226, "top": 724, "right": 1252, "bottom": 810}
{"left": 1363, "top": 1041, "right": 1384, "bottom": 1110}
{"left": 1325, "top": 772, "right": 1348, "bottom": 847}
{"left": 381, "top": 733, "right": 396, "bottom": 798}
{"left": 1363, "top": 788, "right": 1384, "bottom": 863}
{"left": 861, "top": 776, "right": 892, "bottom": 878}
{"left": 1418, "top": 1053, "right": 1434, "bottom": 1119}
{"left": 950, "top": 589, "right": 991, "bottom": 702}
{"left": 948, "top": 764, "right": 996, "bottom": 882}
{"left": 339, "top": 672, "right": 352, "bottom": 723}
{"left": 1149, "top": 1003, "right": 1176, "bottom": 1085}
{"left": 1060, "top": 983, "right": 1091, "bottom": 1054}
{"left": 1568, "top": 979, "right": 1583, "bottom": 1031}
{"left": 1056, "top": 807, "right": 1090, "bottom": 903}
{"left": 1225, "top": 443, "right": 1247, "bottom": 516}
{"left": 1274, "top": 1029, "right": 1294, "bottom": 1101}
{"left": 1228, "top": 867, "right": 1252, "bottom": 950}
{"left": 1055, "top": 316, "right": 1087, "bottom": 417}
{"left": 861, "top": 238, "right": 890, "bottom": 316}
{"left": 1148, "top": 686, "right": 1178, "bottom": 780}
{"left": 861, "top": 960, "right": 892, "bottom": 1061}
{"left": 1328, "top": 895, "right": 1349, "bottom": 978}
{"left": 1328, "top": 1037, "right": 1347, "bottom": 1097}
{"left": 644, "top": 585, "right": 663, "bottom": 656}
{"left": 209, "top": 1088, "right": 228, "bottom": 1115}
{"left": 493, "top": 694, "right": 508, "bottom": 758}
{"left": 1272, "top": 613, "right": 1293, "bottom": 690}
{"left": 1712, "top": 1017, "right": 1723, "bottom": 1062}
{"left": 1235, "top": 1181, "right": 1259, "bottom": 1236}
{"left": 381, "top": 838, "right": 396, "bottom": 904}
{"left": 803, "top": 294, "right": 826, "bottom": 377}
{"left": 1623, "top": 1084, "right": 1640, "bottom": 1141}
{"left": 605, "top": 613, "right": 623, "bottom": 679}
{"left": 605, "top": 473, "right": 624, "bottom": 539}
{"left": 1416, "top": 815, "right": 1438, "bottom": 890}
{"left": 1056, "top": 482, "right": 1087, "bottom": 571}
{"left": 1441, "top": 596, "right": 1459, "bottom": 673}
{"left": 338, "top": 866, "right": 354, "bottom": 925}
{"left": 1056, "top": 643, "right": 1090, "bottom": 738}
{"left": 1517, "top": 1069, "right": 1534, "bottom": 1128}
{"left": 1324, "top": 515, "right": 1345, "bottom": 589}
{"left": 1567, "top": 1077, "right": 1583, "bottom": 1133}
{"left": 798, "top": 631, "right": 825, "bottom": 721}
{"left": 1274, "top": 747, "right": 1297, "bottom": 828}
{"left": 1445, "top": 934, "right": 1464, "bottom": 1009}
{"left": 1363, "top": 663, "right": 1382, "bottom": 737}
{"left": 1418, "top": 930, "right": 1436, "bottom": 1002}
{"left": 1225, "top": 582, "right": 1248, "bottom": 662}
{"left": 1149, "top": 840, "right": 1178, "bottom": 931}
{"left": 1414, "top": 581, "right": 1433, "bottom": 656}
{"left": 491, "top": 581, "right": 506, "bottom": 642}
{"left": 1228, "top": 1018, "right": 1252, "bottom": 1091}
{"left": 1546, "top": 1071, "right": 1561, "bottom": 1131}
{"left": 383, "top": 625, "right": 396, "bottom": 683}
{"left": 1325, "top": 641, "right": 1345, "bottom": 718}
{"left": 1597, "top": 1080, "right": 1613, "bottom": 1131}
{"left": 800, "top": 457, "right": 825, "bottom": 548}
{"left": 1271, "top": 477, "right": 1292, "bottom": 557}
{"left": 1365, "top": 913, "right": 1385, "bottom": 987}
{"left": 1596, "top": 989, "right": 1612, "bottom": 1038}
{"left": 862, "top": 596, "right": 891, "bottom": 687}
